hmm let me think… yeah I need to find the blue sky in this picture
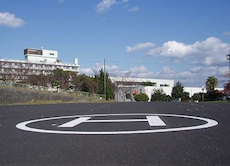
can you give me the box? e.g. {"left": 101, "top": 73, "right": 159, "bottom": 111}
{"left": 1, "top": 0, "right": 230, "bottom": 87}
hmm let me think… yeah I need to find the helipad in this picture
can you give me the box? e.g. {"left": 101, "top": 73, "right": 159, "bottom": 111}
{"left": 16, "top": 113, "right": 218, "bottom": 135}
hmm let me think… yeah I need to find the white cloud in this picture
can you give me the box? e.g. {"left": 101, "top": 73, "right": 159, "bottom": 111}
{"left": 0, "top": 12, "right": 25, "bottom": 28}
{"left": 147, "top": 41, "right": 194, "bottom": 58}
{"left": 80, "top": 63, "right": 121, "bottom": 76}
{"left": 126, "top": 42, "right": 155, "bottom": 53}
{"left": 179, "top": 71, "right": 192, "bottom": 78}
{"left": 218, "top": 67, "right": 229, "bottom": 76}
{"left": 129, "top": 66, "right": 154, "bottom": 78}
{"left": 80, "top": 68, "right": 95, "bottom": 76}
{"left": 95, "top": 0, "right": 138, "bottom": 14}
{"left": 80, "top": 64, "right": 154, "bottom": 78}
{"left": 96, "top": 0, "right": 117, "bottom": 13}
{"left": 190, "top": 66, "right": 204, "bottom": 73}
{"left": 146, "top": 37, "right": 230, "bottom": 66}
{"left": 80, "top": 63, "right": 229, "bottom": 87}
{"left": 80, "top": 63, "right": 101, "bottom": 76}
{"left": 58, "top": 0, "right": 65, "bottom": 3}
{"left": 162, "top": 66, "right": 174, "bottom": 74}
{"left": 128, "top": 6, "right": 139, "bottom": 12}
{"left": 223, "top": 32, "right": 230, "bottom": 36}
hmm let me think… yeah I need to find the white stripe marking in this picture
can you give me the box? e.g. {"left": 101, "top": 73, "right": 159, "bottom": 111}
{"left": 85, "top": 119, "right": 147, "bottom": 123}
{"left": 146, "top": 116, "right": 166, "bottom": 126}
{"left": 58, "top": 117, "right": 91, "bottom": 127}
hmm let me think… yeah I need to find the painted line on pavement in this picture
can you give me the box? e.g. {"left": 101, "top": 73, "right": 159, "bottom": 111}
{"left": 58, "top": 117, "right": 91, "bottom": 128}
{"left": 146, "top": 116, "right": 166, "bottom": 126}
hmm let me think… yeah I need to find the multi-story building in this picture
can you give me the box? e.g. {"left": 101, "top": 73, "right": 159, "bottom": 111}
{"left": 0, "top": 48, "right": 79, "bottom": 82}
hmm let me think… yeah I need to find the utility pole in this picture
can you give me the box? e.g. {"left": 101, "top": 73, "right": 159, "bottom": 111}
{"left": 104, "top": 58, "right": 106, "bottom": 99}
{"left": 227, "top": 53, "right": 230, "bottom": 82}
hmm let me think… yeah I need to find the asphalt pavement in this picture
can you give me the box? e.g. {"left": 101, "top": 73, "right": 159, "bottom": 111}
{"left": 0, "top": 102, "right": 230, "bottom": 166}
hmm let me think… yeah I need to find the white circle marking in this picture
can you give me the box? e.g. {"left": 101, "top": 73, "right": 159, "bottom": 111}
{"left": 16, "top": 113, "right": 218, "bottom": 135}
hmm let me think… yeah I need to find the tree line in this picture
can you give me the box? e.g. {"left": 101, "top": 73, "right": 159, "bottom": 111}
{"left": 24, "top": 68, "right": 115, "bottom": 100}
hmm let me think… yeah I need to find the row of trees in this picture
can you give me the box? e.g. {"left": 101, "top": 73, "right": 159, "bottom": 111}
{"left": 25, "top": 69, "right": 115, "bottom": 100}
{"left": 151, "top": 82, "right": 189, "bottom": 102}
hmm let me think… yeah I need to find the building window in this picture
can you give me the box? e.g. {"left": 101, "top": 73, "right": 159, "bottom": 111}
{"left": 160, "top": 84, "right": 169, "bottom": 87}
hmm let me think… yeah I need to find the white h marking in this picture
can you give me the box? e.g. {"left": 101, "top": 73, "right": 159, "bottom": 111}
{"left": 146, "top": 116, "right": 166, "bottom": 126}
{"left": 58, "top": 117, "right": 91, "bottom": 127}
{"left": 58, "top": 116, "right": 166, "bottom": 127}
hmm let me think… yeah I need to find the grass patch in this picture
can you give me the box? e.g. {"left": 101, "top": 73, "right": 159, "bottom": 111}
{"left": 0, "top": 85, "right": 110, "bottom": 105}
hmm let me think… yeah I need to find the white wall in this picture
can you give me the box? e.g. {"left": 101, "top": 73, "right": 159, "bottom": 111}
{"left": 184, "top": 87, "right": 206, "bottom": 98}
{"left": 26, "top": 55, "right": 56, "bottom": 64}
{"left": 110, "top": 77, "right": 174, "bottom": 87}
{"left": 145, "top": 86, "right": 173, "bottom": 101}
{"left": 74, "top": 58, "right": 78, "bottom": 65}
{"left": 42, "top": 50, "right": 58, "bottom": 58}
{"left": 25, "top": 49, "right": 58, "bottom": 64}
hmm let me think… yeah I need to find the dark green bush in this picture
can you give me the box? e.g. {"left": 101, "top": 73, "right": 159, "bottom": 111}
{"left": 134, "top": 93, "right": 149, "bottom": 102}
{"left": 151, "top": 89, "right": 171, "bottom": 102}
{"left": 205, "top": 90, "right": 223, "bottom": 101}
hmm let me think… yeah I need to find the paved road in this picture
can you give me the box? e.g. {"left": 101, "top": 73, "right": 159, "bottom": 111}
{"left": 0, "top": 102, "right": 230, "bottom": 166}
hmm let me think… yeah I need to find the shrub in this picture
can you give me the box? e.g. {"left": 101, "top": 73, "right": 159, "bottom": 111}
{"left": 192, "top": 93, "right": 202, "bottom": 102}
{"left": 134, "top": 93, "right": 149, "bottom": 102}
{"left": 205, "top": 90, "right": 223, "bottom": 101}
{"left": 151, "top": 89, "right": 171, "bottom": 102}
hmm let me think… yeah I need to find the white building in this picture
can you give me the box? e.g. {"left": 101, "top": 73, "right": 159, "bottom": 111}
{"left": 184, "top": 87, "right": 224, "bottom": 98}
{"left": 110, "top": 77, "right": 224, "bottom": 101}
{"left": 110, "top": 77, "right": 174, "bottom": 87}
{"left": 0, "top": 48, "right": 79, "bottom": 82}
{"left": 110, "top": 77, "right": 174, "bottom": 102}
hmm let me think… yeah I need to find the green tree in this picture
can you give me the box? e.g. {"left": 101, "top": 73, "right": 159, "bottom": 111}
{"left": 206, "top": 90, "right": 223, "bottom": 101}
{"left": 192, "top": 93, "right": 202, "bottom": 102}
{"left": 171, "top": 82, "right": 184, "bottom": 99}
{"left": 72, "top": 75, "right": 99, "bottom": 93}
{"left": 134, "top": 93, "right": 149, "bottom": 102}
{"left": 206, "top": 76, "right": 218, "bottom": 92}
{"left": 224, "top": 81, "right": 230, "bottom": 94}
{"left": 151, "top": 89, "right": 171, "bottom": 102}
{"left": 181, "top": 92, "right": 190, "bottom": 101}
{"left": 51, "top": 69, "right": 77, "bottom": 89}
{"left": 95, "top": 69, "right": 115, "bottom": 100}
{"left": 27, "top": 74, "right": 49, "bottom": 86}
{"left": 72, "top": 75, "right": 98, "bottom": 93}
{"left": 171, "top": 82, "right": 189, "bottom": 101}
